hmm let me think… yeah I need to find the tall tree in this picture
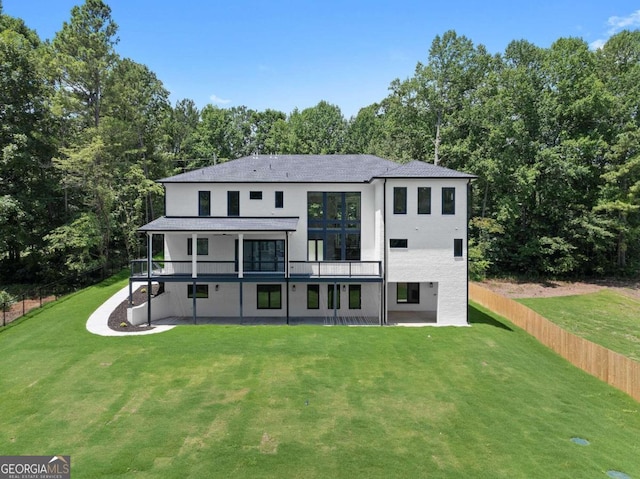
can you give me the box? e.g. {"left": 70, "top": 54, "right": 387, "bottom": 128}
{"left": 288, "top": 101, "right": 346, "bottom": 154}
{"left": 0, "top": 13, "right": 59, "bottom": 278}
{"left": 594, "top": 30, "right": 640, "bottom": 271}
{"left": 50, "top": 0, "right": 118, "bottom": 129}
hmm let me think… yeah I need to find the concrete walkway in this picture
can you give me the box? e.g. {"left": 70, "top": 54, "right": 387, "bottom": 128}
{"left": 86, "top": 282, "right": 175, "bottom": 337}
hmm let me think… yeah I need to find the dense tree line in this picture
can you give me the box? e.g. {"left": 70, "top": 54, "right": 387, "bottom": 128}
{"left": 1, "top": 0, "right": 639, "bottom": 283}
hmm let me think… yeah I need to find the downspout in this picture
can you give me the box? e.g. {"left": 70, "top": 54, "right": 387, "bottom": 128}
{"left": 382, "top": 179, "right": 387, "bottom": 326}
{"left": 466, "top": 179, "right": 471, "bottom": 325}
{"left": 285, "top": 231, "right": 290, "bottom": 325}
{"left": 192, "top": 280, "right": 197, "bottom": 324}
{"left": 147, "top": 233, "right": 152, "bottom": 327}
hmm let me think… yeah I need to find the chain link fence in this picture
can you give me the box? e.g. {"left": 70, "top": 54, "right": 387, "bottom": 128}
{"left": 1, "top": 263, "right": 126, "bottom": 327}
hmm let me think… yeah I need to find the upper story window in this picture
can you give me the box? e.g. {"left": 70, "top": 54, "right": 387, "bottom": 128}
{"left": 275, "top": 191, "right": 284, "bottom": 208}
{"left": 243, "top": 240, "right": 285, "bottom": 272}
{"left": 198, "top": 191, "right": 210, "bottom": 216}
{"left": 228, "top": 191, "right": 240, "bottom": 216}
{"left": 393, "top": 187, "right": 407, "bottom": 214}
{"left": 187, "top": 238, "right": 209, "bottom": 256}
{"left": 249, "top": 191, "right": 262, "bottom": 200}
{"left": 442, "top": 187, "right": 455, "bottom": 215}
{"left": 418, "top": 187, "right": 431, "bottom": 215}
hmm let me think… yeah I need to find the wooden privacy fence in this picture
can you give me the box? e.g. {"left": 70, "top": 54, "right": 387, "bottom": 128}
{"left": 469, "top": 283, "right": 640, "bottom": 403}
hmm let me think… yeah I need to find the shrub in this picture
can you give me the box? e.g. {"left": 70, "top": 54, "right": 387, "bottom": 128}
{"left": 0, "top": 290, "right": 16, "bottom": 312}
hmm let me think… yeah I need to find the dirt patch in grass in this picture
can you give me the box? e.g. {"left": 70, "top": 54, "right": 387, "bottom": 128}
{"left": 1, "top": 295, "right": 56, "bottom": 326}
{"left": 480, "top": 278, "right": 640, "bottom": 300}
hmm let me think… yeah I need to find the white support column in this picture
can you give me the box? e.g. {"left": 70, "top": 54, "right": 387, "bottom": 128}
{"left": 238, "top": 233, "right": 244, "bottom": 278}
{"left": 191, "top": 233, "right": 197, "bottom": 278}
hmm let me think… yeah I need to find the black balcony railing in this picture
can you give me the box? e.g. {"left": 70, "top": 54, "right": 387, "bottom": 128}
{"left": 130, "top": 259, "right": 382, "bottom": 279}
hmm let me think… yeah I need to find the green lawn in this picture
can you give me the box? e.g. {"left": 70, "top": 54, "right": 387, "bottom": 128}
{"left": 519, "top": 290, "right": 640, "bottom": 362}
{"left": 0, "top": 274, "right": 639, "bottom": 478}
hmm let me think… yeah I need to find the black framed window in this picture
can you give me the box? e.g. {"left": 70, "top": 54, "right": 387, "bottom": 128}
{"left": 242, "top": 240, "right": 285, "bottom": 272}
{"left": 198, "top": 191, "right": 211, "bottom": 216}
{"left": 390, "top": 239, "right": 408, "bottom": 248}
{"left": 250, "top": 191, "right": 262, "bottom": 200}
{"left": 228, "top": 191, "right": 240, "bottom": 216}
{"left": 349, "top": 285, "right": 361, "bottom": 309}
{"left": 442, "top": 188, "right": 455, "bottom": 215}
{"left": 187, "top": 238, "right": 209, "bottom": 256}
{"left": 418, "top": 187, "right": 431, "bottom": 214}
{"left": 187, "top": 284, "right": 209, "bottom": 298}
{"left": 454, "top": 238, "right": 463, "bottom": 257}
{"left": 393, "top": 187, "right": 407, "bottom": 214}
{"left": 257, "top": 284, "right": 281, "bottom": 309}
{"left": 307, "top": 192, "right": 361, "bottom": 261}
{"left": 397, "top": 283, "right": 420, "bottom": 304}
{"left": 327, "top": 284, "right": 341, "bottom": 309}
{"left": 275, "top": 191, "right": 284, "bottom": 208}
{"left": 307, "top": 285, "right": 319, "bottom": 309}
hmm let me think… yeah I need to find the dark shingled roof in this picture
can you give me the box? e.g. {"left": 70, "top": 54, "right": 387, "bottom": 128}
{"left": 159, "top": 155, "right": 474, "bottom": 183}
{"left": 138, "top": 216, "right": 299, "bottom": 232}
{"left": 375, "top": 160, "right": 476, "bottom": 179}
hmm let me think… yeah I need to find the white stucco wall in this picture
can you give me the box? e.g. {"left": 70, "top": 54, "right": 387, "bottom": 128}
{"left": 384, "top": 178, "right": 470, "bottom": 325}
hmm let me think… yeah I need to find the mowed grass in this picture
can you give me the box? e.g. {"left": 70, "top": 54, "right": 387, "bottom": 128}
{"left": 519, "top": 290, "right": 640, "bottom": 362}
{"left": 0, "top": 274, "right": 639, "bottom": 478}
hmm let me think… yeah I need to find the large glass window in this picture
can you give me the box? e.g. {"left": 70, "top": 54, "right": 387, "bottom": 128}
{"left": 307, "top": 285, "right": 319, "bottom": 309}
{"left": 393, "top": 187, "right": 407, "bottom": 214}
{"left": 257, "top": 284, "right": 281, "bottom": 309}
{"left": 349, "top": 285, "right": 361, "bottom": 309}
{"left": 243, "top": 240, "right": 285, "bottom": 272}
{"left": 397, "top": 283, "right": 420, "bottom": 304}
{"left": 275, "top": 191, "right": 284, "bottom": 208}
{"left": 187, "top": 238, "right": 209, "bottom": 256}
{"left": 418, "top": 187, "right": 431, "bottom": 214}
{"left": 307, "top": 192, "right": 361, "bottom": 261}
{"left": 442, "top": 188, "right": 455, "bottom": 215}
{"left": 228, "top": 191, "right": 240, "bottom": 216}
{"left": 198, "top": 191, "right": 211, "bottom": 216}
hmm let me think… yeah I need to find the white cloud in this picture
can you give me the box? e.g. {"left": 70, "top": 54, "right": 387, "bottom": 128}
{"left": 607, "top": 9, "right": 640, "bottom": 35}
{"left": 209, "top": 94, "right": 231, "bottom": 104}
{"left": 589, "top": 9, "right": 640, "bottom": 50}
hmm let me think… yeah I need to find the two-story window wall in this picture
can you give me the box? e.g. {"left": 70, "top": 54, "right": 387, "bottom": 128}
{"left": 307, "top": 192, "right": 361, "bottom": 261}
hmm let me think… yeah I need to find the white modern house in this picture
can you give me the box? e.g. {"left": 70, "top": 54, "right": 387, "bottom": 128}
{"left": 129, "top": 154, "right": 475, "bottom": 326}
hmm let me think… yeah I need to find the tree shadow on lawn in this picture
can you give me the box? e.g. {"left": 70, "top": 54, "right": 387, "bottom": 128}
{"left": 468, "top": 304, "right": 513, "bottom": 331}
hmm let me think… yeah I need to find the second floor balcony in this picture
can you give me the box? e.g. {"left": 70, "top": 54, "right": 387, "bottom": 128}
{"left": 130, "top": 259, "right": 382, "bottom": 280}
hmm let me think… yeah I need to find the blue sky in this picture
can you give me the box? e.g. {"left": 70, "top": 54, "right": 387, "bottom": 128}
{"left": 3, "top": 1, "right": 640, "bottom": 118}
